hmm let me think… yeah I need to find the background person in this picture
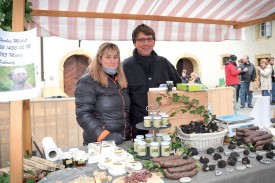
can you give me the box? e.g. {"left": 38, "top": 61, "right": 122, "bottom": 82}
{"left": 75, "top": 42, "right": 131, "bottom": 145}
{"left": 123, "top": 24, "right": 181, "bottom": 138}
{"left": 225, "top": 55, "right": 247, "bottom": 102}
{"left": 268, "top": 57, "right": 275, "bottom": 104}
{"left": 239, "top": 55, "right": 256, "bottom": 108}
{"left": 181, "top": 70, "right": 189, "bottom": 83}
{"left": 257, "top": 58, "right": 272, "bottom": 96}
{"left": 188, "top": 72, "right": 201, "bottom": 84}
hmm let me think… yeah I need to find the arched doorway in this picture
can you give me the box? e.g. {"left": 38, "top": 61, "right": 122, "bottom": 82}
{"left": 64, "top": 55, "right": 89, "bottom": 97}
{"left": 176, "top": 58, "right": 193, "bottom": 76}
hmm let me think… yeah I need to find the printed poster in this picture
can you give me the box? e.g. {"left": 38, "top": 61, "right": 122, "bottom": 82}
{"left": 0, "top": 28, "right": 39, "bottom": 102}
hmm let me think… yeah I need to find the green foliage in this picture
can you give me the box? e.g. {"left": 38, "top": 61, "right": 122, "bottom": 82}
{"left": 0, "top": 0, "right": 32, "bottom": 31}
{"left": 156, "top": 93, "right": 214, "bottom": 124}
{"left": 0, "top": 173, "right": 10, "bottom": 183}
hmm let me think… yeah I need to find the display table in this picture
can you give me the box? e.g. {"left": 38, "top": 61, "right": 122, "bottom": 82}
{"left": 40, "top": 140, "right": 275, "bottom": 183}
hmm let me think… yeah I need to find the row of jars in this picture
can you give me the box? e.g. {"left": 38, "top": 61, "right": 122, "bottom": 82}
{"left": 144, "top": 112, "right": 169, "bottom": 128}
{"left": 133, "top": 133, "right": 172, "bottom": 158}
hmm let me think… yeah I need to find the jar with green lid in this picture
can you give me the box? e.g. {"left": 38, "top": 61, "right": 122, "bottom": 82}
{"left": 134, "top": 138, "right": 142, "bottom": 152}
{"left": 153, "top": 116, "right": 161, "bottom": 128}
{"left": 144, "top": 116, "right": 152, "bottom": 127}
{"left": 145, "top": 134, "right": 153, "bottom": 147}
{"left": 137, "top": 141, "right": 147, "bottom": 156}
{"left": 150, "top": 142, "right": 160, "bottom": 158}
{"left": 161, "top": 114, "right": 169, "bottom": 126}
{"left": 156, "top": 133, "right": 163, "bottom": 144}
{"left": 161, "top": 141, "right": 170, "bottom": 157}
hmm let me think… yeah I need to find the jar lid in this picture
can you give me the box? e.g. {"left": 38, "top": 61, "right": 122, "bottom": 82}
{"left": 156, "top": 133, "right": 163, "bottom": 137}
{"left": 162, "top": 136, "right": 171, "bottom": 140}
{"left": 138, "top": 141, "right": 146, "bottom": 145}
{"left": 136, "top": 135, "right": 144, "bottom": 139}
{"left": 161, "top": 114, "right": 169, "bottom": 118}
{"left": 153, "top": 116, "right": 161, "bottom": 119}
{"left": 161, "top": 141, "right": 170, "bottom": 146}
{"left": 159, "top": 112, "right": 166, "bottom": 116}
{"left": 145, "top": 133, "right": 153, "bottom": 137}
{"left": 144, "top": 116, "right": 151, "bottom": 119}
{"left": 150, "top": 142, "right": 159, "bottom": 146}
{"left": 134, "top": 138, "right": 142, "bottom": 142}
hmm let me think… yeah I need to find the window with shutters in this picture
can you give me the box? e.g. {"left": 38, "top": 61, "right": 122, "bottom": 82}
{"left": 260, "top": 22, "right": 272, "bottom": 37}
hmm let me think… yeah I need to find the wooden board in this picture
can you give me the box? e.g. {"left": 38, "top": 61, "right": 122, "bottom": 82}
{"left": 113, "top": 173, "right": 164, "bottom": 183}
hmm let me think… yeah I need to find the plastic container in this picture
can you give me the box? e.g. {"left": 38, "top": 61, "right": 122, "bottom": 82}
{"left": 134, "top": 138, "right": 142, "bottom": 153}
{"left": 137, "top": 141, "right": 147, "bottom": 156}
{"left": 161, "top": 114, "right": 169, "bottom": 126}
{"left": 156, "top": 133, "right": 163, "bottom": 144}
{"left": 145, "top": 134, "right": 153, "bottom": 147}
{"left": 144, "top": 116, "right": 152, "bottom": 127}
{"left": 161, "top": 141, "right": 170, "bottom": 157}
{"left": 153, "top": 116, "right": 162, "bottom": 128}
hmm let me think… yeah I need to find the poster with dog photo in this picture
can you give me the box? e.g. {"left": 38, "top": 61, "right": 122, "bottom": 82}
{"left": 0, "top": 28, "right": 39, "bottom": 102}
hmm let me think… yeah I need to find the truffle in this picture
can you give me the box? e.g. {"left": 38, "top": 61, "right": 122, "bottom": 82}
{"left": 242, "top": 157, "right": 250, "bottom": 164}
{"left": 227, "top": 157, "right": 237, "bottom": 166}
{"left": 199, "top": 156, "right": 209, "bottom": 164}
{"left": 217, "top": 160, "right": 227, "bottom": 168}
{"left": 213, "top": 153, "right": 222, "bottom": 161}
{"left": 243, "top": 149, "right": 250, "bottom": 156}
{"left": 256, "top": 155, "right": 263, "bottom": 161}
{"left": 206, "top": 147, "right": 215, "bottom": 154}
{"left": 217, "top": 146, "right": 224, "bottom": 153}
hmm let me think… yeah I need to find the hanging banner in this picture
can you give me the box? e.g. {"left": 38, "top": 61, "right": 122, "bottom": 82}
{"left": 0, "top": 28, "right": 39, "bottom": 102}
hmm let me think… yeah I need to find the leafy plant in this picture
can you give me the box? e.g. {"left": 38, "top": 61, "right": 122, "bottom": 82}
{"left": 0, "top": 0, "right": 32, "bottom": 31}
{"left": 156, "top": 92, "right": 215, "bottom": 124}
{"left": 0, "top": 173, "right": 10, "bottom": 183}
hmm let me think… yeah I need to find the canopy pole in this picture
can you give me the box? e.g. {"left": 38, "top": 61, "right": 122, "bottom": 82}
{"left": 10, "top": 0, "right": 26, "bottom": 182}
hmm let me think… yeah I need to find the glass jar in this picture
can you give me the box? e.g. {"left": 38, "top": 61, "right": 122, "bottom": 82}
{"left": 144, "top": 116, "right": 152, "bottom": 127}
{"left": 137, "top": 141, "right": 147, "bottom": 157}
{"left": 153, "top": 116, "right": 162, "bottom": 128}
{"left": 156, "top": 133, "right": 163, "bottom": 144}
{"left": 161, "top": 114, "right": 169, "bottom": 126}
{"left": 145, "top": 134, "right": 153, "bottom": 147}
{"left": 162, "top": 135, "right": 172, "bottom": 151}
{"left": 134, "top": 138, "right": 142, "bottom": 153}
{"left": 150, "top": 142, "right": 160, "bottom": 158}
{"left": 136, "top": 135, "right": 144, "bottom": 141}
{"left": 161, "top": 141, "right": 170, "bottom": 157}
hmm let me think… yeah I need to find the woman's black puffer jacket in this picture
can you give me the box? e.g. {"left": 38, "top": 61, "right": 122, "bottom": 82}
{"left": 75, "top": 74, "right": 131, "bottom": 145}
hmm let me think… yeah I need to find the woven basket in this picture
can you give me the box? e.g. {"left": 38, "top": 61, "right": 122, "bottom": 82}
{"left": 176, "top": 126, "right": 228, "bottom": 151}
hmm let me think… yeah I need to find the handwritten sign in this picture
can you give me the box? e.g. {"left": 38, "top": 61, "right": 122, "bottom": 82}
{"left": 0, "top": 28, "right": 39, "bottom": 101}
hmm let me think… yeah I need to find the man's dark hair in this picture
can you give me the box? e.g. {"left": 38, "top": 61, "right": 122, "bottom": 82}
{"left": 132, "top": 24, "right": 155, "bottom": 43}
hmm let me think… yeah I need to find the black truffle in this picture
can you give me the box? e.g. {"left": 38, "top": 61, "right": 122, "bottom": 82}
{"left": 242, "top": 157, "right": 250, "bottom": 164}
{"left": 230, "top": 152, "right": 240, "bottom": 159}
{"left": 250, "top": 146, "right": 256, "bottom": 152}
{"left": 217, "top": 160, "right": 227, "bottom": 168}
{"left": 256, "top": 155, "right": 263, "bottom": 161}
{"left": 206, "top": 147, "right": 215, "bottom": 154}
{"left": 263, "top": 143, "right": 275, "bottom": 151}
{"left": 202, "top": 164, "right": 209, "bottom": 172}
{"left": 208, "top": 164, "right": 216, "bottom": 171}
{"left": 187, "top": 147, "right": 198, "bottom": 156}
{"left": 227, "top": 157, "right": 237, "bottom": 166}
{"left": 217, "top": 146, "right": 224, "bottom": 152}
{"left": 228, "top": 144, "right": 236, "bottom": 150}
{"left": 200, "top": 156, "right": 209, "bottom": 164}
{"left": 243, "top": 149, "right": 250, "bottom": 156}
{"left": 213, "top": 153, "right": 222, "bottom": 160}
{"left": 236, "top": 140, "right": 243, "bottom": 146}
{"left": 266, "top": 152, "right": 274, "bottom": 159}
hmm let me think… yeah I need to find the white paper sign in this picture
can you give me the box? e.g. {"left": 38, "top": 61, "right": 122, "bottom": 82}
{"left": 0, "top": 28, "right": 39, "bottom": 102}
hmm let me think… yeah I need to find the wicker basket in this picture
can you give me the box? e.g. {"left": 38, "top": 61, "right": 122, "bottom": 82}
{"left": 176, "top": 126, "right": 228, "bottom": 151}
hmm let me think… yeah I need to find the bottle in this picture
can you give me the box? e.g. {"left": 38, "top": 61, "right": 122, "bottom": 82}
{"left": 150, "top": 142, "right": 160, "bottom": 158}
{"left": 137, "top": 141, "right": 147, "bottom": 157}
{"left": 161, "top": 141, "right": 170, "bottom": 157}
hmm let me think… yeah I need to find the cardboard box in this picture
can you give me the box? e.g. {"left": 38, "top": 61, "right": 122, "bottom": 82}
{"left": 177, "top": 84, "right": 206, "bottom": 91}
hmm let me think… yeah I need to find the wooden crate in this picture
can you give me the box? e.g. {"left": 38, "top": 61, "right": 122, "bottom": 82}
{"left": 148, "top": 90, "right": 208, "bottom": 134}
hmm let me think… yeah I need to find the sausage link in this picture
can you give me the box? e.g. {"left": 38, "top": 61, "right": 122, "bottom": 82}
{"left": 164, "top": 169, "right": 198, "bottom": 179}
{"left": 159, "top": 157, "right": 194, "bottom": 168}
{"left": 243, "top": 131, "right": 267, "bottom": 137}
{"left": 255, "top": 138, "right": 273, "bottom": 146}
{"left": 251, "top": 134, "right": 273, "bottom": 142}
{"left": 151, "top": 155, "right": 180, "bottom": 162}
{"left": 166, "top": 162, "right": 196, "bottom": 173}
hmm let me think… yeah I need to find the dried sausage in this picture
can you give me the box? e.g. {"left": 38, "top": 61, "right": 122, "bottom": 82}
{"left": 166, "top": 162, "right": 196, "bottom": 173}
{"left": 251, "top": 134, "right": 273, "bottom": 142}
{"left": 243, "top": 130, "right": 267, "bottom": 137}
{"left": 164, "top": 169, "right": 198, "bottom": 179}
{"left": 255, "top": 138, "right": 273, "bottom": 146}
{"left": 151, "top": 155, "right": 180, "bottom": 162}
{"left": 158, "top": 157, "right": 194, "bottom": 168}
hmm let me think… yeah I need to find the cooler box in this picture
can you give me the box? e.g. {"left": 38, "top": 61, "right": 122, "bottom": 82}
{"left": 177, "top": 84, "right": 206, "bottom": 91}
{"left": 215, "top": 114, "right": 254, "bottom": 137}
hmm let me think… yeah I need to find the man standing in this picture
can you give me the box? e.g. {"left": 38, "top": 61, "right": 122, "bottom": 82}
{"left": 225, "top": 55, "right": 247, "bottom": 102}
{"left": 268, "top": 57, "right": 275, "bottom": 104}
{"left": 239, "top": 55, "right": 256, "bottom": 108}
{"left": 123, "top": 24, "right": 181, "bottom": 138}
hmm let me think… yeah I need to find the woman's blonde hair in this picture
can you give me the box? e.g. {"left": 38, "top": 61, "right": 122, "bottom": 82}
{"left": 91, "top": 42, "right": 128, "bottom": 88}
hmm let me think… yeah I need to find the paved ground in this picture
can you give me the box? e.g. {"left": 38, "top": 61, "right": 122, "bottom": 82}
{"left": 234, "top": 90, "right": 275, "bottom": 119}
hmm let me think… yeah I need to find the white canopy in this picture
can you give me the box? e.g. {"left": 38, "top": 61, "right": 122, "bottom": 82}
{"left": 27, "top": 0, "right": 275, "bottom": 42}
